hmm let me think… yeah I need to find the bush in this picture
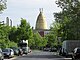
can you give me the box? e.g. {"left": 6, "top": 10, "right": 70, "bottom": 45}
{"left": 0, "top": 39, "right": 17, "bottom": 48}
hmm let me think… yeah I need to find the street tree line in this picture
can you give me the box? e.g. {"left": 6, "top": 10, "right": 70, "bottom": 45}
{"left": 0, "top": 0, "right": 48, "bottom": 49}
{"left": 1, "top": 0, "right": 80, "bottom": 49}
{"left": 0, "top": 18, "right": 48, "bottom": 49}
{"left": 50, "top": 0, "right": 80, "bottom": 46}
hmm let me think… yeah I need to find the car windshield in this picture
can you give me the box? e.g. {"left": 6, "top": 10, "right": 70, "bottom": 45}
{"left": 2, "top": 49, "right": 9, "bottom": 52}
{"left": 22, "top": 48, "right": 27, "bottom": 51}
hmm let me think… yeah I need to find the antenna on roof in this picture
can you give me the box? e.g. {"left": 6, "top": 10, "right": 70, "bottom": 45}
{"left": 39, "top": 8, "right": 43, "bottom": 12}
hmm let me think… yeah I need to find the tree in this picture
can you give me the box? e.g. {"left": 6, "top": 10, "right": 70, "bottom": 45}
{"left": 31, "top": 32, "right": 47, "bottom": 49}
{"left": 9, "top": 18, "right": 34, "bottom": 47}
{"left": 28, "top": 38, "right": 35, "bottom": 48}
{"left": 33, "top": 32, "right": 43, "bottom": 48}
{"left": 0, "top": 24, "right": 11, "bottom": 40}
{"left": 9, "top": 26, "right": 17, "bottom": 42}
{"left": 0, "top": 24, "right": 17, "bottom": 48}
{"left": 45, "top": 29, "right": 59, "bottom": 47}
{"left": 0, "top": 0, "right": 7, "bottom": 13}
{"left": 16, "top": 18, "right": 33, "bottom": 43}
{"left": 53, "top": 0, "right": 80, "bottom": 40}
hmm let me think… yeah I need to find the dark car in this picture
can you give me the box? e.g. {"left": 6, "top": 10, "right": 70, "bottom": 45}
{"left": 22, "top": 47, "right": 28, "bottom": 54}
{"left": 2, "top": 48, "right": 14, "bottom": 58}
{"left": 10, "top": 47, "right": 19, "bottom": 56}
{"left": 50, "top": 47, "right": 57, "bottom": 52}
{"left": 43, "top": 48, "right": 51, "bottom": 51}
{"left": 72, "top": 47, "right": 80, "bottom": 60}
{"left": 18, "top": 48, "right": 23, "bottom": 56}
{"left": 0, "top": 48, "right": 4, "bottom": 60}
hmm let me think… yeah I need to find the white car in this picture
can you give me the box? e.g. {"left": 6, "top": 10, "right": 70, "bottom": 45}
{"left": 0, "top": 48, "right": 4, "bottom": 60}
{"left": 2, "top": 48, "right": 14, "bottom": 58}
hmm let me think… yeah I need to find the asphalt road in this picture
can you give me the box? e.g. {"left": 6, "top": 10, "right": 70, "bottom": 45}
{"left": 11, "top": 50, "right": 72, "bottom": 60}
{"left": 4, "top": 50, "right": 72, "bottom": 60}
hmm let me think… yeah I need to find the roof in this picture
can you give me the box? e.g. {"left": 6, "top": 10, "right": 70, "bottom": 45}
{"left": 35, "top": 8, "right": 48, "bottom": 30}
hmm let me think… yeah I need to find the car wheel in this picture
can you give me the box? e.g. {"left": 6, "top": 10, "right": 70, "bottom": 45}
{"left": 8, "top": 55, "right": 10, "bottom": 59}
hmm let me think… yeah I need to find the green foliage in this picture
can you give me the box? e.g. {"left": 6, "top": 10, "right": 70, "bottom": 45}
{"left": 0, "top": 39, "right": 6, "bottom": 48}
{"left": 13, "top": 18, "right": 33, "bottom": 43}
{"left": 28, "top": 38, "right": 35, "bottom": 47}
{"left": 42, "top": 37, "right": 47, "bottom": 47}
{"left": 0, "top": 39, "right": 17, "bottom": 49}
{"left": 33, "top": 32, "right": 43, "bottom": 48}
{"left": 45, "top": 33, "right": 58, "bottom": 47}
{"left": 9, "top": 26, "right": 17, "bottom": 42}
{"left": 0, "top": 18, "right": 49, "bottom": 49}
{"left": 53, "top": 0, "right": 80, "bottom": 41}
{"left": 30, "top": 32, "right": 47, "bottom": 49}
{"left": 0, "top": 24, "right": 10, "bottom": 40}
{"left": 9, "top": 18, "right": 34, "bottom": 48}
{"left": 0, "top": 0, "right": 7, "bottom": 13}
{"left": 0, "top": 24, "right": 17, "bottom": 48}
{"left": 8, "top": 41, "right": 17, "bottom": 48}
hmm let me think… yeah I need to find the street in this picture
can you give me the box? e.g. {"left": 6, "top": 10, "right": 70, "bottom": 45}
{"left": 10, "top": 50, "right": 72, "bottom": 60}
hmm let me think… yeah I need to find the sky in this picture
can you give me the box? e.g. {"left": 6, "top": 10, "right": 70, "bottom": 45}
{"left": 0, "top": 0, "right": 61, "bottom": 29}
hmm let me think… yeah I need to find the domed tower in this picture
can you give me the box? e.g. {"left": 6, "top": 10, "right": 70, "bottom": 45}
{"left": 35, "top": 8, "right": 47, "bottom": 30}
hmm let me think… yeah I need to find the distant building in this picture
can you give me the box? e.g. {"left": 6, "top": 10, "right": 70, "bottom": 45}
{"left": 6, "top": 17, "right": 9, "bottom": 26}
{"left": 10, "top": 19, "right": 12, "bottom": 27}
{"left": 6, "top": 17, "right": 12, "bottom": 27}
{"left": 34, "top": 8, "right": 50, "bottom": 37}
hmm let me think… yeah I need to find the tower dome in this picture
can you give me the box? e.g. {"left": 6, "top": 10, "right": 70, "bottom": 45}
{"left": 35, "top": 8, "right": 47, "bottom": 30}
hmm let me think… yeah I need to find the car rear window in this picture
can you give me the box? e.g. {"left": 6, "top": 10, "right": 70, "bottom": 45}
{"left": 2, "top": 49, "right": 9, "bottom": 52}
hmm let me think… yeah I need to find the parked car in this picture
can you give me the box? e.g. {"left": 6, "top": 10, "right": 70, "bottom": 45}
{"left": 72, "top": 47, "right": 80, "bottom": 60}
{"left": 59, "top": 47, "right": 62, "bottom": 55}
{"left": 28, "top": 47, "right": 31, "bottom": 53}
{"left": 0, "top": 48, "right": 4, "bottom": 60}
{"left": 18, "top": 48, "right": 23, "bottom": 56}
{"left": 22, "top": 47, "right": 28, "bottom": 54}
{"left": 2, "top": 48, "right": 14, "bottom": 58}
{"left": 61, "top": 40, "right": 80, "bottom": 57}
{"left": 43, "top": 48, "right": 51, "bottom": 51}
{"left": 50, "top": 47, "right": 57, "bottom": 52}
{"left": 10, "top": 47, "right": 19, "bottom": 56}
